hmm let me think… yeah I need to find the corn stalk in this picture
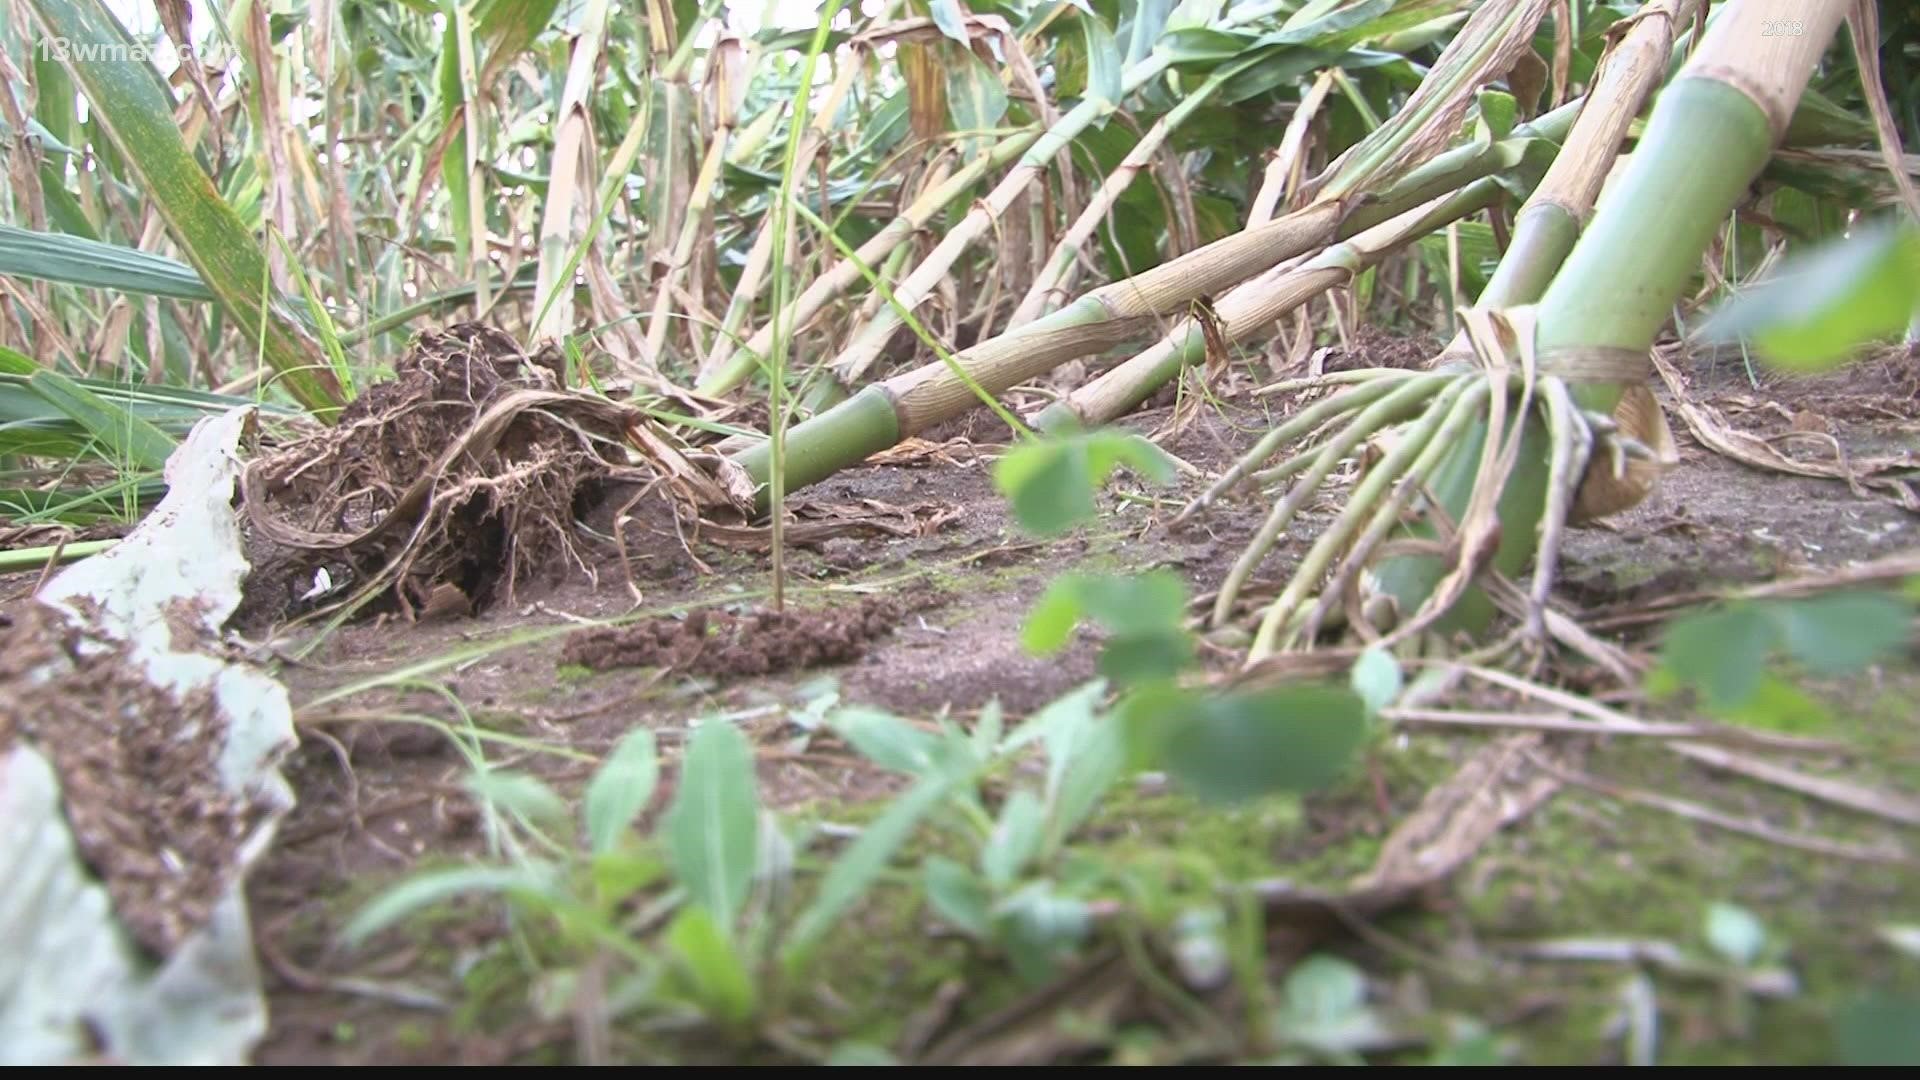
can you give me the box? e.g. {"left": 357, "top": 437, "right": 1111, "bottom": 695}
{"left": 1206, "top": 0, "right": 1852, "bottom": 662}
{"left": 819, "top": 0, "right": 1524, "bottom": 393}
{"left": 696, "top": 128, "right": 1042, "bottom": 396}
{"left": 641, "top": 33, "right": 752, "bottom": 365}
{"left": 728, "top": 92, "right": 1582, "bottom": 507}
{"left": 530, "top": 0, "right": 615, "bottom": 344}
{"left": 695, "top": 53, "right": 863, "bottom": 382}
{"left": 701, "top": 0, "right": 1325, "bottom": 400}
{"left": 1037, "top": 96, "right": 1580, "bottom": 432}
{"left": 1007, "top": 59, "right": 1249, "bottom": 329}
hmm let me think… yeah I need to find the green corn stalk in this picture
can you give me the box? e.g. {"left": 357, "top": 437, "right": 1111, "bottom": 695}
{"left": 1362, "top": 0, "right": 1855, "bottom": 646}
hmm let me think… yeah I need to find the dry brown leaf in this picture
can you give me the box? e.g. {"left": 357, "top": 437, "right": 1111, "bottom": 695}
{"left": 1652, "top": 346, "right": 1920, "bottom": 510}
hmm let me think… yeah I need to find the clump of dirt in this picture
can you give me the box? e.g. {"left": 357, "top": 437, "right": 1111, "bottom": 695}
{"left": 0, "top": 601, "right": 273, "bottom": 958}
{"left": 559, "top": 590, "right": 936, "bottom": 677}
{"left": 236, "top": 324, "right": 739, "bottom": 627}
{"left": 1331, "top": 324, "right": 1442, "bottom": 371}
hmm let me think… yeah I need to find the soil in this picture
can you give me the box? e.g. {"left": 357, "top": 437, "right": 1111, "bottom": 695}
{"left": 3, "top": 331, "right": 1915, "bottom": 1065}
{"left": 0, "top": 599, "right": 273, "bottom": 958}
{"left": 558, "top": 587, "right": 942, "bottom": 677}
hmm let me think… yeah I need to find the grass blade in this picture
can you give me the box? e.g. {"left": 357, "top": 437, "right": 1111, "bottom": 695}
{"left": 27, "top": 370, "right": 177, "bottom": 472}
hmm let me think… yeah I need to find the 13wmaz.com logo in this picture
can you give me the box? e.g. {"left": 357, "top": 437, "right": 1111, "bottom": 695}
{"left": 36, "top": 35, "right": 195, "bottom": 64}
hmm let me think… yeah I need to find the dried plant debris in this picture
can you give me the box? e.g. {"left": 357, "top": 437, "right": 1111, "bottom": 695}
{"left": 237, "top": 323, "right": 749, "bottom": 625}
{"left": 0, "top": 520, "right": 132, "bottom": 551}
{"left": 559, "top": 591, "right": 936, "bottom": 677}
{"left": 0, "top": 407, "right": 296, "bottom": 1066}
{"left": 696, "top": 498, "right": 964, "bottom": 551}
{"left": 1652, "top": 345, "right": 1920, "bottom": 511}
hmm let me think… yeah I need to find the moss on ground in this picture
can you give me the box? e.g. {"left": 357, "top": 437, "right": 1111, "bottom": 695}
{"left": 1370, "top": 674, "right": 1920, "bottom": 1065}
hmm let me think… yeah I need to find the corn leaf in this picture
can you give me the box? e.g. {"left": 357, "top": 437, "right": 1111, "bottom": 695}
{"left": 25, "top": 0, "right": 346, "bottom": 419}
{"left": 0, "top": 224, "right": 214, "bottom": 302}
{"left": 27, "top": 370, "right": 178, "bottom": 472}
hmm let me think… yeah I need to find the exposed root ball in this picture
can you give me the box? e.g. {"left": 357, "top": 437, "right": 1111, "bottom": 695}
{"left": 238, "top": 324, "right": 683, "bottom": 623}
{"left": 559, "top": 592, "right": 932, "bottom": 677}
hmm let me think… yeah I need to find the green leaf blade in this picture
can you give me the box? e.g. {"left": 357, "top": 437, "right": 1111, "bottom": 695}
{"left": 27, "top": 371, "right": 178, "bottom": 473}
{"left": 666, "top": 906, "right": 757, "bottom": 1027}
{"left": 665, "top": 720, "right": 762, "bottom": 928}
{"left": 585, "top": 728, "right": 660, "bottom": 855}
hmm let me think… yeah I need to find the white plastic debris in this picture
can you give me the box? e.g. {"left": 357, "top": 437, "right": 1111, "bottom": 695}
{"left": 0, "top": 407, "right": 296, "bottom": 1066}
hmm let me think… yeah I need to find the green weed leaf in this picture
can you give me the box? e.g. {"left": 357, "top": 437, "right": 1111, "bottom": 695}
{"left": 1125, "top": 683, "right": 1369, "bottom": 804}
{"left": 466, "top": 770, "right": 571, "bottom": 836}
{"left": 994, "top": 882, "right": 1092, "bottom": 983}
{"left": 343, "top": 865, "right": 556, "bottom": 946}
{"left": 1077, "top": 569, "right": 1189, "bottom": 635}
{"left": 1349, "top": 647, "right": 1403, "bottom": 718}
{"left": 1772, "top": 591, "right": 1912, "bottom": 675}
{"left": 923, "top": 855, "right": 993, "bottom": 937}
{"left": 982, "top": 789, "right": 1045, "bottom": 889}
{"left": 1022, "top": 577, "right": 1087, "bottom": 654}
{"left": 997, "top": 437, "right": 1096, "bottom": 536}
{"left": 1833, "top": 992, "right": 1920, "bottom": 1065}
{"left": 665, "top": 906, "right": 757, "bottom": 1027}
{"left": 1019, "top": 570, "right": 1194, "bottom": 683}
{"left": 590, "top": 849, "right": 666, "bottom": 905}
{"left": 585, "top": 728, "right": 658, "bottom": 855}
{"left": 1284, "top": 952, "right": 1366, "bottom": 1018}
{"left": 1705, "top": 902, "right": 1766, "bottom": 967}
{"left": 993, "top": 431, "right": 1175, "bottom": 537}
{"left": 1716, "top": 674, "right": 1830, "bottom": 733}
{"left": 1700, "top": 221, "right": 1920, "bottom": 372}
{"left": 665, "top": 720, "right": 761, "bottom": 928}
{"left": 1170, "top": 903, "right": 1232, "bottom": 991}
{"left": 831, "top": 706, "right": 944, "bottom": 775}
{"left": 786, "top": 760, "right": 975, "bottom": 967}
{"left": 1044, "top": 702, "right": 1126, "bottom": 855}
{"left": 1654, "top": 604, "right": 1778, "bottom": 712}
{"left": 973, "top": 699, "right": 1005, "bottom": 760}
{"left": 1655, "top": 591, "right": 1912, "bottom": 717}
{"left": 1273, "top": 953, "right": 1388, "bottom": 1055}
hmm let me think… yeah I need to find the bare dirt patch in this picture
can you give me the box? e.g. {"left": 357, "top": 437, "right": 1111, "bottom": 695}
{"left": 558, "top": 588, "right": 942, "bottom": 677}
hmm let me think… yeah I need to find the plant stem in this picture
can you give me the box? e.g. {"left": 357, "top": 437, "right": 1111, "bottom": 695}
{"left": 697, "top": 128, "right": 1041, "bottom": 396}
{"left": 765, "top": 2, "right": 850, "bottom": 610}
{"left": 1371, "top": 0, "right": 1851, "bottom": 637}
